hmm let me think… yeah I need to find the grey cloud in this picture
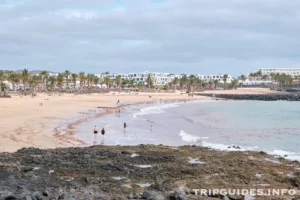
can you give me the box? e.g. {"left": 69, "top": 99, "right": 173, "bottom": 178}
{"left": 1, "top": 0, "right": 300, "bottom": 75}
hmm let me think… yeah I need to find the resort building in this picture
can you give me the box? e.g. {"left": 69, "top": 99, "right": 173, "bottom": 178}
{"left": 127, "top": 72, "right": 177, "bottom": 86}
{"left": 256, "top": 68, "right": 300, "bottom": 77}
{"left": 196, "top": 74, "right": 233, "bottom": 83}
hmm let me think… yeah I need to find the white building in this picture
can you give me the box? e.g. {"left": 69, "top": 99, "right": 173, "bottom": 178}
{"left": 257, "top": 68, "right": 300, "bottom": 77}
{"left": 125, "top": 72, "right": 177, "bottom": 86}
{"left": 196, "top": 74, "right": 233, "bottom": 83}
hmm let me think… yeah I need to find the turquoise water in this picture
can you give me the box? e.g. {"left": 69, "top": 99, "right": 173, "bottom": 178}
{"left": 73, "top": 100, "right": 300, "bottom": 161}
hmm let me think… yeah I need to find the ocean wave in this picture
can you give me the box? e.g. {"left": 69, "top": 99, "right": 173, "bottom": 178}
{"left": 133, "top": 103, "right": 180, "bottom": 119}
{"left": 269, "top": 149, "right": 300, "bottom": 161}
{"left": 201, "top": 142, "right": 300, "bottom": 161}
{"left": 201, "top": 141, "right": 259, "bottom": 152}
{"left": 179, "top": 130, "right": 208, "bottom": 142}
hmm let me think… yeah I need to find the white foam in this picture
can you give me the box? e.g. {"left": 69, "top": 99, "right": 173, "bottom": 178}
{"left": 134, "top": 165, "right": 152, "bottom": 168}
{"left": 244, "top": 195, "right": 255, "bottom": 200}
{"left": 248, "top": 156, "right": 256, "bottom": 160}
{"left": 189, "top": 158, "right": 205, "bottom": 164}
{"left": 255, "top": 174, "right": 263, "bottom": 177}
{"left": 269, "top": 150, "right": 300, "bottom": 161}
{"left": 255, "top": 184, "right": 270, "bottom": 187}
{"left": 130, "top": 153, "right": 139, "bottom": 158}
{"left": 179, "top": 130, "right": 208, "bottom": 142}
{"left": 133, "top": 103, "right": 180, "bottom": 119}
{"left": 123, "top": 184, "right": 132, "bottom": 188}
{"left": 201, "top": 141, "right": 258, "bottom": 152}
{"left": 200, "top": 143, "right": 300, "bottom": 162}
{"left": 264, "top": 158, "right": 281, "bottom": 164}
{"left": 112, "top": 176, "right": 125, "bottom": 180}
{"left": 33, "top": 167, "right": 40, "bottom": 171}
{"left": 137, "top": 183, "right": 152, "bottom": 187}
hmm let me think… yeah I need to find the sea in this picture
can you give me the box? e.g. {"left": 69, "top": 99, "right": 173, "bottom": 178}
{"left": 71, "top": 100, "right": 300, "bottom": 161}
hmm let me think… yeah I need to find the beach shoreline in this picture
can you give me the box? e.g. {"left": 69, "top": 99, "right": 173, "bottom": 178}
{"left": 0, "top": 92, "right": 206, "bottom": 152}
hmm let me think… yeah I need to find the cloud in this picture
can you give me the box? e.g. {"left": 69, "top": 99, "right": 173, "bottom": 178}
{"left": 1, "top": 0, "right": 300, "bottom": 75}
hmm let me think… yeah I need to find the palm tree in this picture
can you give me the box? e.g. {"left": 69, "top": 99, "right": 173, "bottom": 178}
{"left": 135, "top": 82, "right": 144, "bottom": 90}
{"left": 231, "top": 79, "right": 239, "bottom": 89}
{"left": 223, "top": 74, "right": 229, "bottom": 90}
{"left": 238, "top": 74, "right": 246, "bottom": 81}
{"left": 261, "top": 75, "right": 268, "bottom": 81}
{"left": 180, "top": 74, "right": 188, "bottom": 89}
{"left": 29, "top": 75, "right": 41, "bottom": 93}
{"left": 196, "top": 78, "right": 202, "bottom": 89}
{"left": 146, "top": 73, "right": 152, "bottom": 89}
{"left": 0, "top": 82, "right": 7, "bottom": 96}
{"left": 256, "top": 70, "right": 262, "bottom": 78}
{"left": 0, "top": 70, "right": 6, "bottom": 83}
{"left": 56, "top": 73, "right": 64, "bottom": 92}
{"left": 270, "top": 73, "right": 276, "bottom": 81}
{"left": 172, "top": 77, "right": 179, "bottom": 91}
{"left": 187, "top": 75, "right": 197, "bottom": 95}
{"left": 214, "top": 80, "right": 219, "bottom": 89}
{"left": 40, "top": 70, "right": 49, "bottom": 91}
{"left": 93, "top": 76, "right": 100, "bottom": 88}
{"left": 71, "top": 73, "right": 78, "bottom": 90}
{"left": 104, "top": 75, "right": 111, "bottom": 89}
{"left": 115, "top": 75, "right": 122, "bottom": 89}
{"left": 208, "top": 80, "right": 213, "bottom": 89}
{"left": 21, "top": 69, "right": 30, "bottom": 94}
{"left": 86, "top": 74, "right": 94, "bottom": 92}
{"left": 78, "top": 72, "right": 86, "bottom": 93}
{"left": 8, "top": 72, "right": 20, "bottom": 91}
{"left": 64, "top": 70, "right": 71, "bottom": 89}
{"left": 48, "top": 76, "right": 57, "bottom": 93}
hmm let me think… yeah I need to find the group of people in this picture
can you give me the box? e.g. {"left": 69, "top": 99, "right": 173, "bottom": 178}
{"left": 93, "top": 122, "right": 128, "bottom": 142}
{"left": 93, "top": 126, "right": 105, "bottom": 135}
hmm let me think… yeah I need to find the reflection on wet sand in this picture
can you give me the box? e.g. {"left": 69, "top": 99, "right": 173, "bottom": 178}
{"left": 101, "top": 135, "right": 105, "bottom": 145}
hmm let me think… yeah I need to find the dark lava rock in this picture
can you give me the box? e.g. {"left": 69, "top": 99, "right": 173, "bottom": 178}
{"left": 176, "top": 194, "right": 188, "bottom": 200}
{"left": 22, "top": 167, "right": 34, "bottom": 172}
{"left": 4, "top": 196, "right": 18, "bottom": 200}
{"left": 142, "top": 191, "right": 165, "bottom": 200}
{"left": 228, "top": 194, "right": 243, "bottom": 200}
{"left": 42, "top": 191, "right": 48, "bottom": 197}
{"left": 222, "top": 196, "right": 230, "bottom": 200}
{"left": 197, "top": 93, "right": 300, "bottom": 101}
{"left": 58, "top": 194, "right": 65, "bottom": 200}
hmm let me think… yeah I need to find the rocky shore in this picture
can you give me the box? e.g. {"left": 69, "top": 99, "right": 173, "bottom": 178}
{"left": 197, "top": 93, "right": 300, "bottom": 101}
{"left": 1, "top": 145, "right": 300, "bottom": 200}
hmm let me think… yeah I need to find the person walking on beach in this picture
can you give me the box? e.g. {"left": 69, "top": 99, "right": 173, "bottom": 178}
{"left": 94, "top": 126, "right": 98, "bottom": 134}
{"left": 101, "top": 128, "right": 105, "bottom": 145}
{"left": 124, "top": 122, "right": 127, "bottom": 133}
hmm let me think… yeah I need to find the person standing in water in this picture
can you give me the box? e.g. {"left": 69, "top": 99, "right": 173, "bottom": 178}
{"left": 124, "top": 122, "right": 127, "bottom": 132}
{"left": 94, "top": 126, "right": 98, "bottom": 134}
{"left": 101, "top": 128, "right": 105, "bottom": 145}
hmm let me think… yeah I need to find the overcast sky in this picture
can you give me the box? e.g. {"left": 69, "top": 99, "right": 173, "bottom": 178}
{"left": 1, "top": 0, "right": 300, "bottom": 76}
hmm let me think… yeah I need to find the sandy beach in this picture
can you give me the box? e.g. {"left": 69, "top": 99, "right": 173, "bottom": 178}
{"left": 0, "top": 92, "right": 209, "bottom": 152}
{"left": 0, "top": 88, "right": 288, "bottom": 152}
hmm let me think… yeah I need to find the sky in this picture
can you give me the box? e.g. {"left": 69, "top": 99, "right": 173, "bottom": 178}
{"left": 1, "top": 0, "right": 300, "bottom": 76}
